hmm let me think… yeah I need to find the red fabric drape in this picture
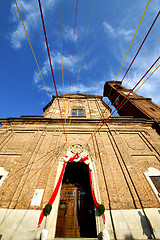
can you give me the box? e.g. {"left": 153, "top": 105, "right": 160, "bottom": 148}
{"left": 38, "top": 153, "right": 105, "bottom": 227}
{"left": 64, "top": 153, "right": 89, "bottom": 163}
{"left": 103, "top": 212, "right": 106, "bottom": 223}
{"left": 69, "top": 153, "right": 79, "bottom": 162}
{"left": 80, "top": 155, "right": 89, "bottom": 162}
{"left": 38, "top": 162, "right": 66, "bottom": 227}
{"left": 88, "top": 165, "right": 105, "bottom": 224}
{"left": 89, "top": 166, "right": 99, "bottom": 207}
{"left": 48, "top": 162, "right": 66, "bottom": 204}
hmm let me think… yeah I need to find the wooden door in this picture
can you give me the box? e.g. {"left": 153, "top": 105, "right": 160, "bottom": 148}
{"left": 55, "top": 183, "right": 80, "bottom": 237}
{"left": 55, "top": 182, "right": 97, "bottom": 238}
{"left": 55, "top": 162, "right": 97, "bottom": 238}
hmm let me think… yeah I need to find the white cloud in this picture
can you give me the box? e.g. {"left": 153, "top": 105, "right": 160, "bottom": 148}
{"left": 63, "top": 26, "right": 78, "bottom": 42}
{"left": 103, "top": 21, "right": 133, "bottom": 41}
{"left": 55, "top": 78, "right": 106, "bottom": 96}
{"left": 36, "top": 74, "right": 106, "bottom": 97}
{"left": 11, "top": 24, "right": 26, "bottom": 49}
{"left": 42, "top": 0, "right": 58, "bottom": 9}
{"left": 33, "top": 59, "right": 50, "bottom": 84}
{"left": 10, "top": 0, "right": 57, "bottom": 49}
{"left": 103, "top": 6, "right": 160, "bottom": 107}
{"left": 136, "top": 78, "right": 160, "bottom": 106}
{"left": 108, "top": 58, "right": 160, "bottom": 109}
{"left": 38, "top": 84, "right": 54, "bottom": 94}
{"left": 33, "top": 72, "right": 41, "bottom": 84}
{"left": 103, "top": 22, "right": 114, "bottom": 35}
{"left": 33, "top": 51, "right": 83, "bottom": 84}
{"left": 105, "top": 11, "right": 160, "bottom": 102}
{"left": 51, "top": 52, "right": 72, "bottom": 69}
{"left": 150, "top": 0, "right": 160, "bottom": 13}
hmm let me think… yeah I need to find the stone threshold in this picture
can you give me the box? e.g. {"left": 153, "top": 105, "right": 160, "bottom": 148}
{"left": 54, "top": 238, "right": 98, "bottom": 240}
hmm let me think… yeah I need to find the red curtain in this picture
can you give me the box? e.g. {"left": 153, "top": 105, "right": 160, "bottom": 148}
{"left": 38, "top": 162, "right": 66, "bottom": 227}
{"left": 38, "top": 153, "right": 105, "bottom": 227}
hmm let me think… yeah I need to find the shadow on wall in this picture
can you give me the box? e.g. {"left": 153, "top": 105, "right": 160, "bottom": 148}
{"left": 158, "top": 210, "right": 160, "bottom": 215}
{"left": 0, "top": 235, "right": 2, "bottom": 240}
{"left": 138, "top": 211, "right": 155, "bottom": 239}
{"left": 124, "top": 234, "right": 135, "bottom": 239}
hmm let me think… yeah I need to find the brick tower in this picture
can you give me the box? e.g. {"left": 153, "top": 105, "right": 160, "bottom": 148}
{"left": 103, "top": 80, "right": 160, "bottom": 134}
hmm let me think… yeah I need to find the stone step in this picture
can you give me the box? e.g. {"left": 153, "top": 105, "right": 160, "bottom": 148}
{"left": 55, "top": 238, "right": 98, "bottom": 240}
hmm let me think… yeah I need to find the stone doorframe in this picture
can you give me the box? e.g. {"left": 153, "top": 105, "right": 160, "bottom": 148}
{"left": 45, "top": 144, "right": 104, "bottom": 239}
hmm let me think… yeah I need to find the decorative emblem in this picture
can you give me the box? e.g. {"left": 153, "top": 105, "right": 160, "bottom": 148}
{"left": 68, "top": 144, "right": 84, "bottom": 154}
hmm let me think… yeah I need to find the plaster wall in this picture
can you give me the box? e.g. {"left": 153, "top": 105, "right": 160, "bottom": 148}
{"left": 0, "top": 208, "right": 160, "bottom": 240}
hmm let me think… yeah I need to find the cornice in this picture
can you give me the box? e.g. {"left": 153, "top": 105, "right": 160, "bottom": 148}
{"left": 0, "top": 116, "right": 155, "bottom": 125}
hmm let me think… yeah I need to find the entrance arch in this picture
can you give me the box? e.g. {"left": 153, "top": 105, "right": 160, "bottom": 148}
{"left": 55, "top": 161, "right": 97, "bottom": 237}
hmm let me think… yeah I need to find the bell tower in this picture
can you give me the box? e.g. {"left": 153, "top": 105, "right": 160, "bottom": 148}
{"left": 103, "top": 81, "right": 160, "bottom": 134}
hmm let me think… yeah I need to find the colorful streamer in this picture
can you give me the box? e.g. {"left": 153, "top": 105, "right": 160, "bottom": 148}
{"left": 107, "top": 0, "right": 151, "bottom": 104}
{"left": 66, "top": 0, "right": 95, "bottom": 141}
{"left": 59, "top": 0, "right": 67, "bottom": 132}
{"left": 14, "top": 0, "right": 51, "bottom": 101}
{"left": 111, "top": 10, "right": 160, "bottom": 107}
{"left": 38, "top": 161, "right": 66, "bottom": 227}
{"left": 38, "top": 0, "right": 67, "bottom": 142}
{"left": 88, "top": 56, "right": 160, "bottom": 142}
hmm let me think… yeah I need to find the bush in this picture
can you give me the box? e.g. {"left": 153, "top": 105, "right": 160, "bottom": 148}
{"left": 98, "top": 204, "right": 105, "bottom": 215}
{"left": 44, "top": 204, "right": 52, "bottom": 216}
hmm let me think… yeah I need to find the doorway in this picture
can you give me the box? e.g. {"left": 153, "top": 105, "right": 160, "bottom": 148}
{"left": 55, "top": 162, "right": 97, "bottom": 238}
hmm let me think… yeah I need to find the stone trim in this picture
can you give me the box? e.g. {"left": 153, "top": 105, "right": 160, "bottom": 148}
{"left": 45, "top": 145, "right": 103, "bottom": 238}
{"left": 144, "top": 167, "right": 160, "bottom": 203}
{"left": 91, "top": 161, "right": 104, "bottom": 235}
{"left": 0, "top": 208, "right": 159, "bottom": 239}
{"left": 0, "top": 167, "right": 9, "bottom": 187}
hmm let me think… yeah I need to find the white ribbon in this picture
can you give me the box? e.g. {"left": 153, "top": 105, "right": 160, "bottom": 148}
{"left": 62, "top": 154, "right": 93, "bottom": 170}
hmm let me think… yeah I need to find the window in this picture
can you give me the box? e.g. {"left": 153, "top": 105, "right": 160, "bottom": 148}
{"left": 150, "top": 176, "right": 160, "bottom": 193}
{"left": 72, "top": 109, "right": 84, "bottom": 117}
{"left": 150, "top": 107, "right": 155, "bottom": 111}
{"left": 115, "top": 97, "right": 120, "bottom": 107}
{"left": 114, "top": 85, "right": 123, "bottom": 89}
{"left": 123, "top": 92, "right": 133, "bottom": 96}
{"left": 144, "top": 167, "right": 160, "bottom": 203}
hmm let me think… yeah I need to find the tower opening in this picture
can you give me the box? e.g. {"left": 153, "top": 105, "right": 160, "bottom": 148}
{"left": 55, "top": 162, "right": 97, "bottom": 238}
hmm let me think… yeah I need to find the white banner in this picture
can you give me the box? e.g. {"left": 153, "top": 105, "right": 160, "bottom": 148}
{"left": 31, "top": 189, "right": 44, "bottom": 206}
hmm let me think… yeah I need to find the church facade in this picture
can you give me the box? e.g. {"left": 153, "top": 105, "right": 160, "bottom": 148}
{"left": 0, "top": 82, "right": 160, "bottom": 239}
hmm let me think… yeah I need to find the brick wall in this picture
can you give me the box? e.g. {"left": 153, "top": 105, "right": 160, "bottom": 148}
{"left": 0, "top": 94, "right": 160, "bottom": 212}
{"left": 0, "top": 119, "right": 160, "bottom": 211}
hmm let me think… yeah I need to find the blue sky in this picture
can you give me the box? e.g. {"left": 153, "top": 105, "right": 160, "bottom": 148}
{"left": 0, "top": 0, "right": 160, "bottom": 118}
